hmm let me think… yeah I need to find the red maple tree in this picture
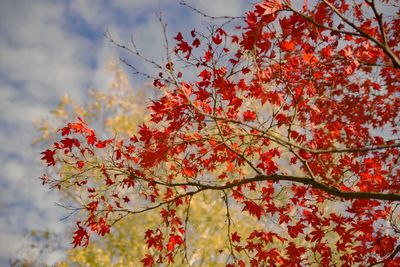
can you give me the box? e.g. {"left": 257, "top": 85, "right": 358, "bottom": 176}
{"left": 41, "top": 0, "right": 400, "bottom": 266}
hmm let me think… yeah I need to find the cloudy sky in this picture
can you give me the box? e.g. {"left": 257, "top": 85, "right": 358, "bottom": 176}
{"left": 0, "top": 0, "right": 250, "bottom": 264}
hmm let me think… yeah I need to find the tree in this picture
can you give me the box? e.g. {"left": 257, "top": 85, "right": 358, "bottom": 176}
{"left": 37, "top": 62, "right": 247, "bottom": 266}
{"left": 41, "top": 1, "right": 400, "bottom": 266}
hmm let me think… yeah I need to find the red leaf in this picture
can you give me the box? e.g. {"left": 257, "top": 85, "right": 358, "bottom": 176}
{"left": 212, "top": 35, "right": 222, "bottom": 45}
{"left": 174, "top": 32, "right": 183, "bottom": 41}
{"left": 192, "top": 38, "right": 200, "bottom": 48}
{"left": 309, "top": 228, "right": 324, "bottom": 242}
{"left": 61, "top": 138, "right": 80, "bottom": 149}
{"left": 95, "top": 139, "right": 113, "bottom": 149}
{"left": 183, "top": 166, "right": 196, "bottom": 177}
{"left": 167, "top": 234, "right": 183, "bottom": 251}
{"left": 281, "top": 40, "right": 295, "bottom": 51}
{"left": 61, "top": 126, "right": 71, "bottom": 136}
{"left": 96, "top": 142, "right": 106, "bottom": 148}
{"left": 141, "top": 254, "right": 154, "bottom": 267}
{"left": 181, "top": 83, "right": 192, "bottom": 97}
{"left": 231, "top": 35, "right": 239, "bottom": 43}
{"left": 288, "top": 222, "right": 305, "bottom": 238}
{"left": 243, "top": 200, "right": 264, "bottom": 219}
{"left": 243, "top": 110, "right": 256, "bottom": 121}
{"left": 256, "top": 0, "right": 283, "bottom": 16}
{"left": 87, "top": 134, "right": 97, "bottom": 145}
{"left": 232, "top": 231, "right": 241, "bottom": 243}
{"left": 298, "top": 149, "right": 311, "bottom": 160}
{"left": 41, "top": 149, "right": 56, "bottom": 166}
{"left": 216, "top": 28, "right": 227, "bottom": 36}
{"left": 77, "top": 160, "right": 84, "bottom": 169}
{"left": 72, "top": 222, "right": 89, "bottom": 247}
{"left": 242, "top": 67, "right": 251, "bottom": 74}
{"left": 303, "top": 52, "right": 318, "bottom": 64}
{"left": 204, "top": 50, "right": 212, "bottom": 62}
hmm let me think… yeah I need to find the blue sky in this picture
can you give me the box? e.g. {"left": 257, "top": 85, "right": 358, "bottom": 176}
{"left": 0, "top": 0, "right": 249, "bottom": 264}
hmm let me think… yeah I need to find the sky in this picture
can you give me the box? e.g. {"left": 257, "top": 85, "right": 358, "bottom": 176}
{"left": 0, "top": 0, "right": 250, "bottom": 264}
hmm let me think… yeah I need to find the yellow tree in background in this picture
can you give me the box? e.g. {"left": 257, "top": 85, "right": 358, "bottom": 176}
{"left": 35, "top": 62, "right": 259, "bottom": 266}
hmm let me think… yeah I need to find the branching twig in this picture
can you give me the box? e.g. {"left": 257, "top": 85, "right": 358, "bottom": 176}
{"left": 179, "top": 1, "right": 245, "bottom": 20}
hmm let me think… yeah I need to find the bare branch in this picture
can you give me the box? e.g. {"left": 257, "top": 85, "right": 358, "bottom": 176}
{"left": 179, "top": 1, "right": 245, "bottom": 20}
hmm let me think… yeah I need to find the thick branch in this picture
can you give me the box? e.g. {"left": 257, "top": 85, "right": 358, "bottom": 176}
{"left": 159, "top": 174, "right": 400, "bottom": 202}
{"left": 309, "top": 142, "right": 400, "bottom": 154}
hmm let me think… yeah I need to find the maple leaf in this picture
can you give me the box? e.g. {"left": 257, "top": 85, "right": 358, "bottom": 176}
{"left": 243, "top": 110, "right": 256, "bottom": 121}
{"left": 256, "top": 0, "right": 283, "bottom": 16}
{"left": 141, "top": 254, "right": 154, "bottom": 267}
{"left": 231, "top": 35, "right": 239, "bottom": 43}
{"left": 183, "top": 166, "right": 196, "bottom": 177}
{"left": 192, "top": 38, "right": 200, "bottom": 48}
{"left": 72, "top": 222, "right": 89, "bottom": 247}
{"left": 61, "top": 126, "right": 71, "bottom": 136}
{"left": 180, "top": 82, "right": 192, "bottom": 97}
{"left": 309, "top": 228, "right": 324, "bottom": 242}
{"left": 97, "top": 217, "right": 110, "bottom": 236}
{"left": 86, "top": 134, "right": 97, "bottom": 145}
{"left": 212, "top": 35, "right": 223, "bottom": 45}
{"left": 281, "top": 40, "right": 295, "bottom": 51}
{"left": 288, "top": 222, "right": 305, "bottom": 238}
{"left": 95, "top": 139, "right": 113, "bottom": 148}
{"left": 232, "top": 231, "right": 241, "bottom": 243}
{"left": 67, "top": 118, "right": 93, "bottom": 136}
{"left": 204, "top": 50, "right": 212, "bottom": 62}
{"left": 298, "top": 149, "right": 311, "bottom": 160}
{"left": 216, "top": 28, "right": 227, "bottom": 36}
{"left": 243, "top": 200, "right": 264, "bottom": 220}
{"left": 303, "top": 52, "right": 318, "bottom": 64}
{"left": 167, "top": 234, "right": 183, "bottom": 251}
{"left": 60, "top": 138, "right": 80, "bottom": 149}
{"left": 266, "top": 91, "right": 284, "bottom": 106}
{"left": 76, "top": 160, "right": 84, "bottom": 169}
{"left": 174, "top": 32, "right": 183, "bottom": 41}
{"left": 41, "top": 149, "right": 56, "bottom": 166}
{"left": 242, "top": 67, "right": 251, "bottom": 74}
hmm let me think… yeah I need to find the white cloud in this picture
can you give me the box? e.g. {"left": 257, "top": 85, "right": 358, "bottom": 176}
{"left": 0, "top": 225, "right": 23, "bottom": 263}
{"left": 0, "top": 1, "right": 95, "bottom": 102}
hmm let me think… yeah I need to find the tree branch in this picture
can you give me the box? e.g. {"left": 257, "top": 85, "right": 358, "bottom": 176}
{"left": 179, "top": 1, "right": 245, "bottom": 20}
{"left": 150, "top": 174, "right": 400, "bottom": 202}
{"left": 183, "top": 94, "right": 400, "bottom": 154}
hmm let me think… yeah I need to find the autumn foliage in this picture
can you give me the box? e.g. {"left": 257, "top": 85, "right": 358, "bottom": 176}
{"left": 41, "top": 0, "right": 400, "bottom": 266}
